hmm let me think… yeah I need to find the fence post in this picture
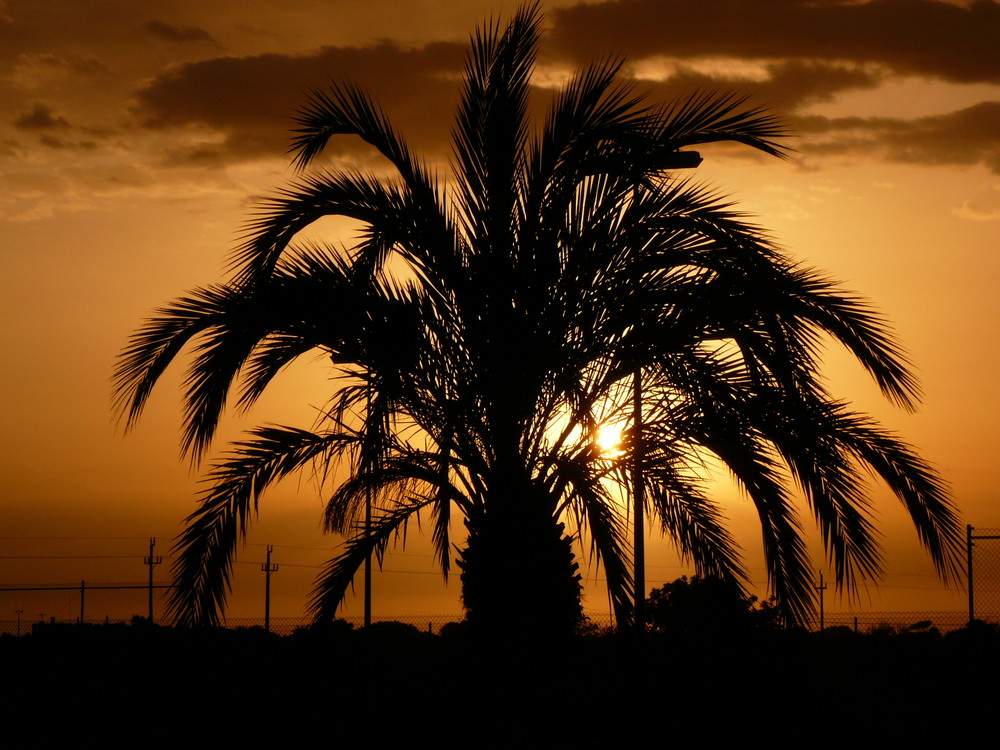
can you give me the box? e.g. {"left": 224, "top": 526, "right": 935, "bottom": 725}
{"left": 967, "top": 524, "right": 975, "bottom": 625}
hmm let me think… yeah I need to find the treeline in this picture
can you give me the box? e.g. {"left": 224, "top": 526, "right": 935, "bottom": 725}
{"left": 4, "top": 613, "right": 999, "bottom": 747}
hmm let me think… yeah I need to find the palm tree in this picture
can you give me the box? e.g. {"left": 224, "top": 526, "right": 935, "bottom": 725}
{"left": 113, "top": 4, "right": 963, "bottom": 633}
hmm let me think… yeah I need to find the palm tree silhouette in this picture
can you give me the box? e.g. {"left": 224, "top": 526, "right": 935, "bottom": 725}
{"left": 114, "top": 4, "right": 963, "bottom": 633}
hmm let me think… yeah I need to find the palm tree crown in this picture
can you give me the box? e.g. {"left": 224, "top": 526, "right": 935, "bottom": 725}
{"left": 114, "top": 5, "right": 963, "bottom": 631}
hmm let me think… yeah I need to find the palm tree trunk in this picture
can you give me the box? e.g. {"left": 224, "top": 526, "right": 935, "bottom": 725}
{"left": 458, "top": 467, "right": 582, "bottom": 638}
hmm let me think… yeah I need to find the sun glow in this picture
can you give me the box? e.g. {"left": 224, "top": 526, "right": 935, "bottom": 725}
{"left": 595, "top": 422, "right": 626, "bottom": 458}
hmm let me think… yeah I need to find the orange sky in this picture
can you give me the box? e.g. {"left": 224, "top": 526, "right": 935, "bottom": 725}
{"left": 2, "top": 0, "right": 999, "bottom": 624}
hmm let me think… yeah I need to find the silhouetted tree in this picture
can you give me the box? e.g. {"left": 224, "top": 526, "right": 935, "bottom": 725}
{"left": 647, "top": 575, "right": 781, "bottom": 636}
{"left": 114, "top": 4, "right": 963, "bottom": 634}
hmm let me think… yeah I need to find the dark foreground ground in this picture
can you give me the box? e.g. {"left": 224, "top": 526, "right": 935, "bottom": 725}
{"left": 3, "top": 620, "right": 998, "bottom": 748}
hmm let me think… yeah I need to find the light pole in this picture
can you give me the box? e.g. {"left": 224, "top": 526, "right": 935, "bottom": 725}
{"left": 364, "top": 385, "right": 372, "bottom": 628}
{"left": 630, "top": 149, "right": 701, "bottom": 635}
{"left": 632, "top": 368, "right": 645, "bottom": 634}
{"left": 331, "top": 352, "right": 375, "bottom": 629}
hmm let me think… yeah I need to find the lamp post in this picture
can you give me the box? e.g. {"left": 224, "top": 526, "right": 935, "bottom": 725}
{"left": 632, "top": 368, "right": 645, "bottom": 634}
{"left": 331, "top": 351, "right": 375, "bottom": 628}
{"left": 364, "top": 385, "right": 372, "bottom": 629}
{"left": 630, "top": 149, "right": 701, "bottom": 634}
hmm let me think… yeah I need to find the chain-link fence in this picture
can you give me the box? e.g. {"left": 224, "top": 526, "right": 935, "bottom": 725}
{"left": 809, "top": 610, "right": 973, "bottom": 633}
{"left": 6, "top": 524, "right": 1000, "bottom": 636}
{"left": 971, "top": 526, "right": 1000, "bottom": 621}
{"left": 0, "top": 582, "right": 173, "bottom": 634}
{"left": 222, "top": 614, "right": 465, "bottom": 635}
{"left": 1, "top": 602, "right": 987, "bottom": 637}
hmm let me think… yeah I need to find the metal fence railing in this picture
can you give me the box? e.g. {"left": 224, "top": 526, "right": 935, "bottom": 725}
{"left": 971, "top": 526, "right": 1000, "bottom": 622}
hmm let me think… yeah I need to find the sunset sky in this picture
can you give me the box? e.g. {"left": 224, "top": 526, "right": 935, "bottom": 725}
{"left": 2, "top": 0, "right": 998, "bottom": 625}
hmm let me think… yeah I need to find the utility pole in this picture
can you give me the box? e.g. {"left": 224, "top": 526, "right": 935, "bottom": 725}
{"left": 79, "top": 580, "right": 85, "bottom": 623}
{"left": 261, "top": 545, "right": 279, "bottom": 632}
{"left": 15, "top": 610, "right": 22, "bottom": 637}
{"left": 364, "top": 478, "right": 372, "bottom": 628}
{"left": 815, "top": 570, "right": 827, "bottom": 631}
{"left": 632, "top": 368, "right": 645, "bottom": 635}
{"left": 144, "top": 538, "right": 162, "bottom": 622}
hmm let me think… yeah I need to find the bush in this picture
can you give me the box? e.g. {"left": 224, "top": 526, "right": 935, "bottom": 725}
{"left": 646, "top": 575, "right": 782, "bottom": 636}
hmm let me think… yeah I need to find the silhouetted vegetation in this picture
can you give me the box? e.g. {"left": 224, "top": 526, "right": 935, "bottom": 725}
{"left": 114, "top": 3, "right": 962, "bottom": 637}
{"left": 646, "top": 575, "right": 783, "bottom": 636}
{"left": 4, "top": 617, "right": 998, "bottom": 746}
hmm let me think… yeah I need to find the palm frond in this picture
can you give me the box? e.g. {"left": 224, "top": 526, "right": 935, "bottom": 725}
{"left": 452, "top": 2, "right": 539, "bottom": 243}
{"left": 545, "top": 448, "right": 635, "bottom": 626}
{"left": 644, "top": 464, "right": 748, "bottom": 589}
{"left": 112, "top": 284, "right": 238, "bottom": 436}
{"left": 834, "top": 407, "right": 964, "bottom": 583}
{"left": 656, "top": 90, "right": 792, "bottom": 159}
{"left": 310, "top": 496, "right": 434, "bottom": 622}
{"left": 233, "top": 171, "right": 411, "bottom": 285}
{"left": 168, "top": 426, "right": 351, "bottom": 626}
{"left": 118, "top": 4, "right": 962, "bottom": 633}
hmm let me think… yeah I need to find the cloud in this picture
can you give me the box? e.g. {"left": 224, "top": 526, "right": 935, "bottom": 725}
{"left": 123, "top": 7, "right": 998, "bottom": 176}
{"left": 635, "top": 59, "right": 884, "bottom": 114}
{"left": 10, "top": 102, "right": 112, "bottom": 151}
{"left": 793, "top": 102, "right": 1000, "bottom": 173}
{"left": 7, "top": 52, "right": 109, "bottom": 91}
{"left": 953, "top": 185, "right": 1000, "bottom": 220}
{"left": 38, "top": 134, "right": 67, "bottom": 148}
{"left": 144, "top": 20, "right": 215, "bottom": 44}
{"left": 549, "top": 0, "right": 1000, "bottom": 84}
{"left": 132, "top": 40, "right": 465, "bottom": 165}
{"left": 129, "top": 38, "right": 884, "bottom": 168}
{"left": 13, "top": 103, "right": 69, "bottom": 130}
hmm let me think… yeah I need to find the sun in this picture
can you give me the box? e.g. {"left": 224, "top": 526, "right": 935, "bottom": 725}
{"left": 595, "top": 422, "right": 626, "bottom": 457}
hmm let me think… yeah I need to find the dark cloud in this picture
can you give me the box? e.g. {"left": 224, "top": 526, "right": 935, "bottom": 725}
{"left": 14, "top": 103, "right": 69, "bottom": 130}
{"left": 637, "top": 59, "right": 884, "bottom": 114}
{"left": 38, "top": 134, "right": 66, "bottom": 148}
{"left": 144, "top": 20, "right": 214, "bottom": 44}
{"left": 131, "top": 37, "right": 880, "bottom": 167}
{"left": 35, "top": 135, "right": 97, "bottom": 151}
{"left": 793, "top": 101, "right": 1000, "bottom": 172}
{"left": 133, "top": 40, "right": 465, "bottom": 164}
{"left": 550, "top": 0, "right": 1000, "bottom": 83}
{"left": 128, "top": 9, "right": 997, "bottom": 175}
{"left": 11, "top": 103, "right": 111, "bottom": 152}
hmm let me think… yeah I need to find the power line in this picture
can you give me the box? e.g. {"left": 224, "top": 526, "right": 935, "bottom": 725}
{"left": 0, "top": 536, "right": 166, "bottom": 541}
{"left": 0, "top": 555, "right": 148, "bottom": 560}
